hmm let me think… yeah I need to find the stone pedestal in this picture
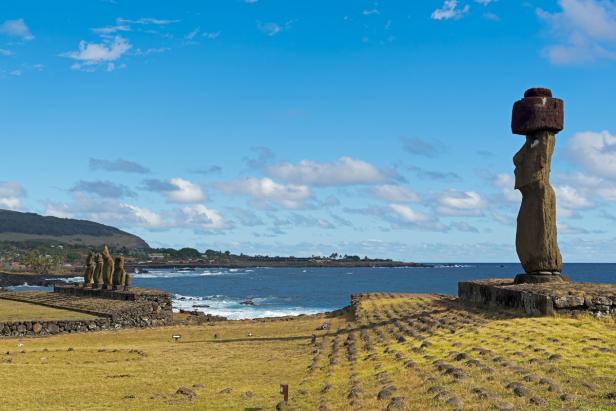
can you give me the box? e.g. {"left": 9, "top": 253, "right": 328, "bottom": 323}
{"left": 513, "top": 273, "right": 570, "bottom": 284}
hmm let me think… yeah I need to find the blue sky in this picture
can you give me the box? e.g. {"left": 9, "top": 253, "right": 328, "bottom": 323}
{"left": 2, "top": 0, "right": 616, "bottom": 262}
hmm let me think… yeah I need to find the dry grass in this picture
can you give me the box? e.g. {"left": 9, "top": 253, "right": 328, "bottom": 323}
{"left": 0, "top": 294, "right": 614, "bottom": 410}
{"left": 0, "top": 299, "right": 97, "bottom": 321}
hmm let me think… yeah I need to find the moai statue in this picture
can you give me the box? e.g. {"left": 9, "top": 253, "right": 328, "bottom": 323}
{"left": 93, "top": 253, "right": 104, "bottom": 288}
{"left": 124, "top": 272, "right": 132, "bottom": 291}
{"left": 511, "top": 88, "right": 569, "bottom": 284}
{"left": 112, "top": 256, "right": 126, "bottom": 290}
{"left": 83, "top": 252, "right": 95, "bottom": 287}
{"left": 101, "top": 245, "right": 115, "bottom": 290}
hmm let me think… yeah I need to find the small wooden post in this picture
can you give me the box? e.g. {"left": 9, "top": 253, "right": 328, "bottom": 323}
{"left": 280, "top": 384, "right": 289, "bottom": 402}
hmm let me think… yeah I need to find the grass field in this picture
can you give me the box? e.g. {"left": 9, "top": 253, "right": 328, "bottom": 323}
{"left": 0, "top": 299, "right": 97, "bottom": 321}
{"left": 0, "top": 294, "right": 614, "bottom": 410}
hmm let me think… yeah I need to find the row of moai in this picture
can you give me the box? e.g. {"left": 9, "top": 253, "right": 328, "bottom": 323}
{"left": 83, "top": 245, "right": 132, "bottom": 290}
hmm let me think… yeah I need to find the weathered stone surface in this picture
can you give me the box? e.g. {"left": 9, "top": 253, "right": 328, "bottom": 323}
{"left": 84, "top": 251, "right": 95, "bottom": 286}
{"left": 112, "top": 256, "right": 126, "bottom": 288}
{"left": 553, "top": 295, "right": 585, "bottom": 309}
{"left": 513, "top": 130, "right": 562, "bottom": 275}
{"left": 101, "top": 245, "right": 115, "bottom": 288}
{"left": 512, "top": 88, "right": 564, "bottom": 135}
{"left": 459, "top": 279, "right": 616, "bottom": 317}
{"left": 93, "top": 253, "right": 104, "bottom": 286}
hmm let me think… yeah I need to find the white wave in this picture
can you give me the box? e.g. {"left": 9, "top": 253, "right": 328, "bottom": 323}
{"left": 133, "top": 268, "right": 254, "bottom": 279}
{"left": 6, "top": 283, "right": 53, "bottom": 291}
{"left": 171, "top": 293, "right": 329, "bottom": 320}
{"left": 433, "top": 264, "right": 474, "bottom": 268}
{"left": 45, "top": 276, "right": 83, "bottom": 283}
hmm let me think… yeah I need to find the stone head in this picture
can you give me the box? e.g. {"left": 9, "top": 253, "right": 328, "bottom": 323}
{"left": 511, "top": 88, "right": 564, "bottom": 136}
{"left": 115, "top": 256, "right": 125, "bottom": 267}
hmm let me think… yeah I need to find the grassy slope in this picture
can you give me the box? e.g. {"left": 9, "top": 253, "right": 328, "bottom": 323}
{"left": 0, "top": 295, "right": 613, "bottom": 410}
{"left": 0, "top": 299, "right": 97, "bottom": 321}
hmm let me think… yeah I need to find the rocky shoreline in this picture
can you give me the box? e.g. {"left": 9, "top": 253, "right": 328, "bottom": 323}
{"left": 0, "top": 272, "right": 72, "bottom": 288}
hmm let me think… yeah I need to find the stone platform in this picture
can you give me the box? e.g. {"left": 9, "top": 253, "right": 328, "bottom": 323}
{"left": 0, "top": 285, "right": 173, "bottom": 337}
{"left": 54, "top": 284, "right": 170, "bottom": 303}
{"left": 459, "top": 278, "right": 616, "bottom": 317}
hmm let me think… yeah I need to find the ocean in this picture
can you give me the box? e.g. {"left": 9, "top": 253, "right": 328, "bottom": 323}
{"left": 19, "top": 263, "right": 615, "bottom": 320}
{"left": 131, "top": 263, "right": 616, "bottom": 320}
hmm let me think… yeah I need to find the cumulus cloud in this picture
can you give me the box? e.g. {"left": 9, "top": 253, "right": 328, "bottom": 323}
{"left": 265, "top": 157, "right": 398, "bottom": 186}
{"left": 62, "top": 36, "right": 131, "bottom": 71}
{"left": 45, "top": 192, "right": 166, "bottom": 230}
{"left": 0, "top": 19, "right": 34, "bottom": 40}
{"left": 569, "top": 130, "right": 616, "bottom": 177}
{"left": 0, "top": 181, "right": 26, "bottom": 210}
{"left": 431, "top": 1, "right": 470, "bottom": 21}
{"left": 71, "top": 180, "right": 136, "bottom": 198}
{"left": 217, "top": 177, "right": 312, "bottom": 209}
{"left": 389, "top": 204, "right": 431, "bottom": 223}
{"left": 89, "top": 158, "right": 150, "bottom": 174}
{"left": 143, "top": 178, "right": 205, "bottom": 203}
{"left": 494, "top": 173, "right": 521, "bottom": 202}
{"left": 370, "top": 185, "right": 419, "bottom": 202}
{"left": 538, "top": 0, "right": 616, "bottom": 64}
{"left": 178, "top": 204, "right": 228, "bottom": 231}
{"left": 437, "top": 190, "right": 486, "bottom": 216}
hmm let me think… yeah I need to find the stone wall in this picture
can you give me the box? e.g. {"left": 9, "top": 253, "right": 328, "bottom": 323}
{"left": 0, "top": 318, "right": 111, "bottom": 337}
{"left": 0, "top": 285, "right": 173, "bottom": 337}
{"left": 459, "top": 279, "right": 616, "bottom": 317}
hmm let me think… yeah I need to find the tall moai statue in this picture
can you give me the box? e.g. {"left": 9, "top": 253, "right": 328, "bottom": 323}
{"left": 101, "top": 245, "right": 115, "bottom": 289}
{"left": 83, "top": 251, "right": 95, "bottom": 287}
{"left": 93, "top": 253, "right": 104, "bottom": 288}
{"left": 112, "top": 256, "right": 126, "bottom": 290}
{"left": 511, "top": 88, "right": 569, "bottom": 284}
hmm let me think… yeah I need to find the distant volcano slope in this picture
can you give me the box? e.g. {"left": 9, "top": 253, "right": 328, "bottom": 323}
{"left": 0, "top": 209, "right": 149, "bottom": 249}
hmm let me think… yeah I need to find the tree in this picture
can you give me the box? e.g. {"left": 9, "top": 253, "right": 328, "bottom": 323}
{"left": 22, "top": 251, "right": 64, "bottom": 274}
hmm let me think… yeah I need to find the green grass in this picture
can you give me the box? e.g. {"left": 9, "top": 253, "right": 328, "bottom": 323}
{"left": 0, "top": 294, "right": 614, "bottom": 410}
{"left": 0, "top": 299, "right": 97, "bottom": 321}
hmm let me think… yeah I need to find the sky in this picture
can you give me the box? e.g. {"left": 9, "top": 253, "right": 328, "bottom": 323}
{"left": 1, "top": 0, "right": 616, "bottom": 262}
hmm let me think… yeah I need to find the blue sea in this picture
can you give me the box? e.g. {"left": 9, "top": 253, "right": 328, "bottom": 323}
{"left": 22, "top": 263, "right": 616, "bottom": 320}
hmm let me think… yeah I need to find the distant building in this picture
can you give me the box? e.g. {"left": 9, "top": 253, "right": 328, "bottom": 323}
{"left": 148, "top": 253, "right": 165, "bottom": 261}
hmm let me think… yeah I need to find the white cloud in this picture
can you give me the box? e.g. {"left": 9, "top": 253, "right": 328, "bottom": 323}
{"left": 0, "top": 49, "right": 13, "bottom": 56}
{"left": 0, "top": 181, "right": 26, "bottom": 210}
{"left": 538, "top": 0, "right": 616, "bottom": 64}
{"left": 62, "top": 36, "right": 132, "bottom": 69}
{"left": 370, "top": 185, "right": 419, "bottom": 202}
{"left": 569, "top": 130, "right": 616, "bottom": 178}
{"left": 143, "top": 178, "right": 205, "bottom": 203}
{"left": 45, "top": 192, "right": 166, "bottom": 230}
{"left": 431, "top": 1, "right": 470, "bottom": 21}
{"left": 178, "top": 204, "right": 228, "bottom": 230}
{"left": 185, "top": 27, "right": 200, "bottom": 41}
{"left": 494, "top": 173, "right": 521, "bottom": 202}
{"left": 555, "top": 185, "right": 593, "bottom": 209}
{"left": 167, "top": 178, "right": 205, "bottom": 203}
{"left": 0, "top": 19, "right": 34, "bottom": 40}
{"left": 475, "top": 0, "right": 495, "bottom": 5}
{"left": 124, "top": 204, "right": 165, "bottom": 228}
{"left": 389, "top": 204, "right": 430, "bottom": 223}
{"left": 258, "top": 20, "right": 295, "bottom": 36}
{"left": 217, "top": 177, "right": 312, "bottom": 209}
{"left": 266, "top": 157, "right": 397, "bottom": 186}
{"left": 437, "top": 190, "right": 486, "bottom": 216}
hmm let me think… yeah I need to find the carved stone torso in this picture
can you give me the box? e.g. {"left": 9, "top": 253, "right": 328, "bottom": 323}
{"left": 514, "top": 131, "right": 562, "bottom": 274}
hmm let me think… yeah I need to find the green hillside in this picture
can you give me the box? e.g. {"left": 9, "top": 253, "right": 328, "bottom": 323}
{"left": 0, "top": 209, "right": 149, "bottom": 249}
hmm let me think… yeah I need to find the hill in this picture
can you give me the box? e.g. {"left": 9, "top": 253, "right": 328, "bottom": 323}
{"left": 0, "top": 209, "right": 149, "bottom": 249}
